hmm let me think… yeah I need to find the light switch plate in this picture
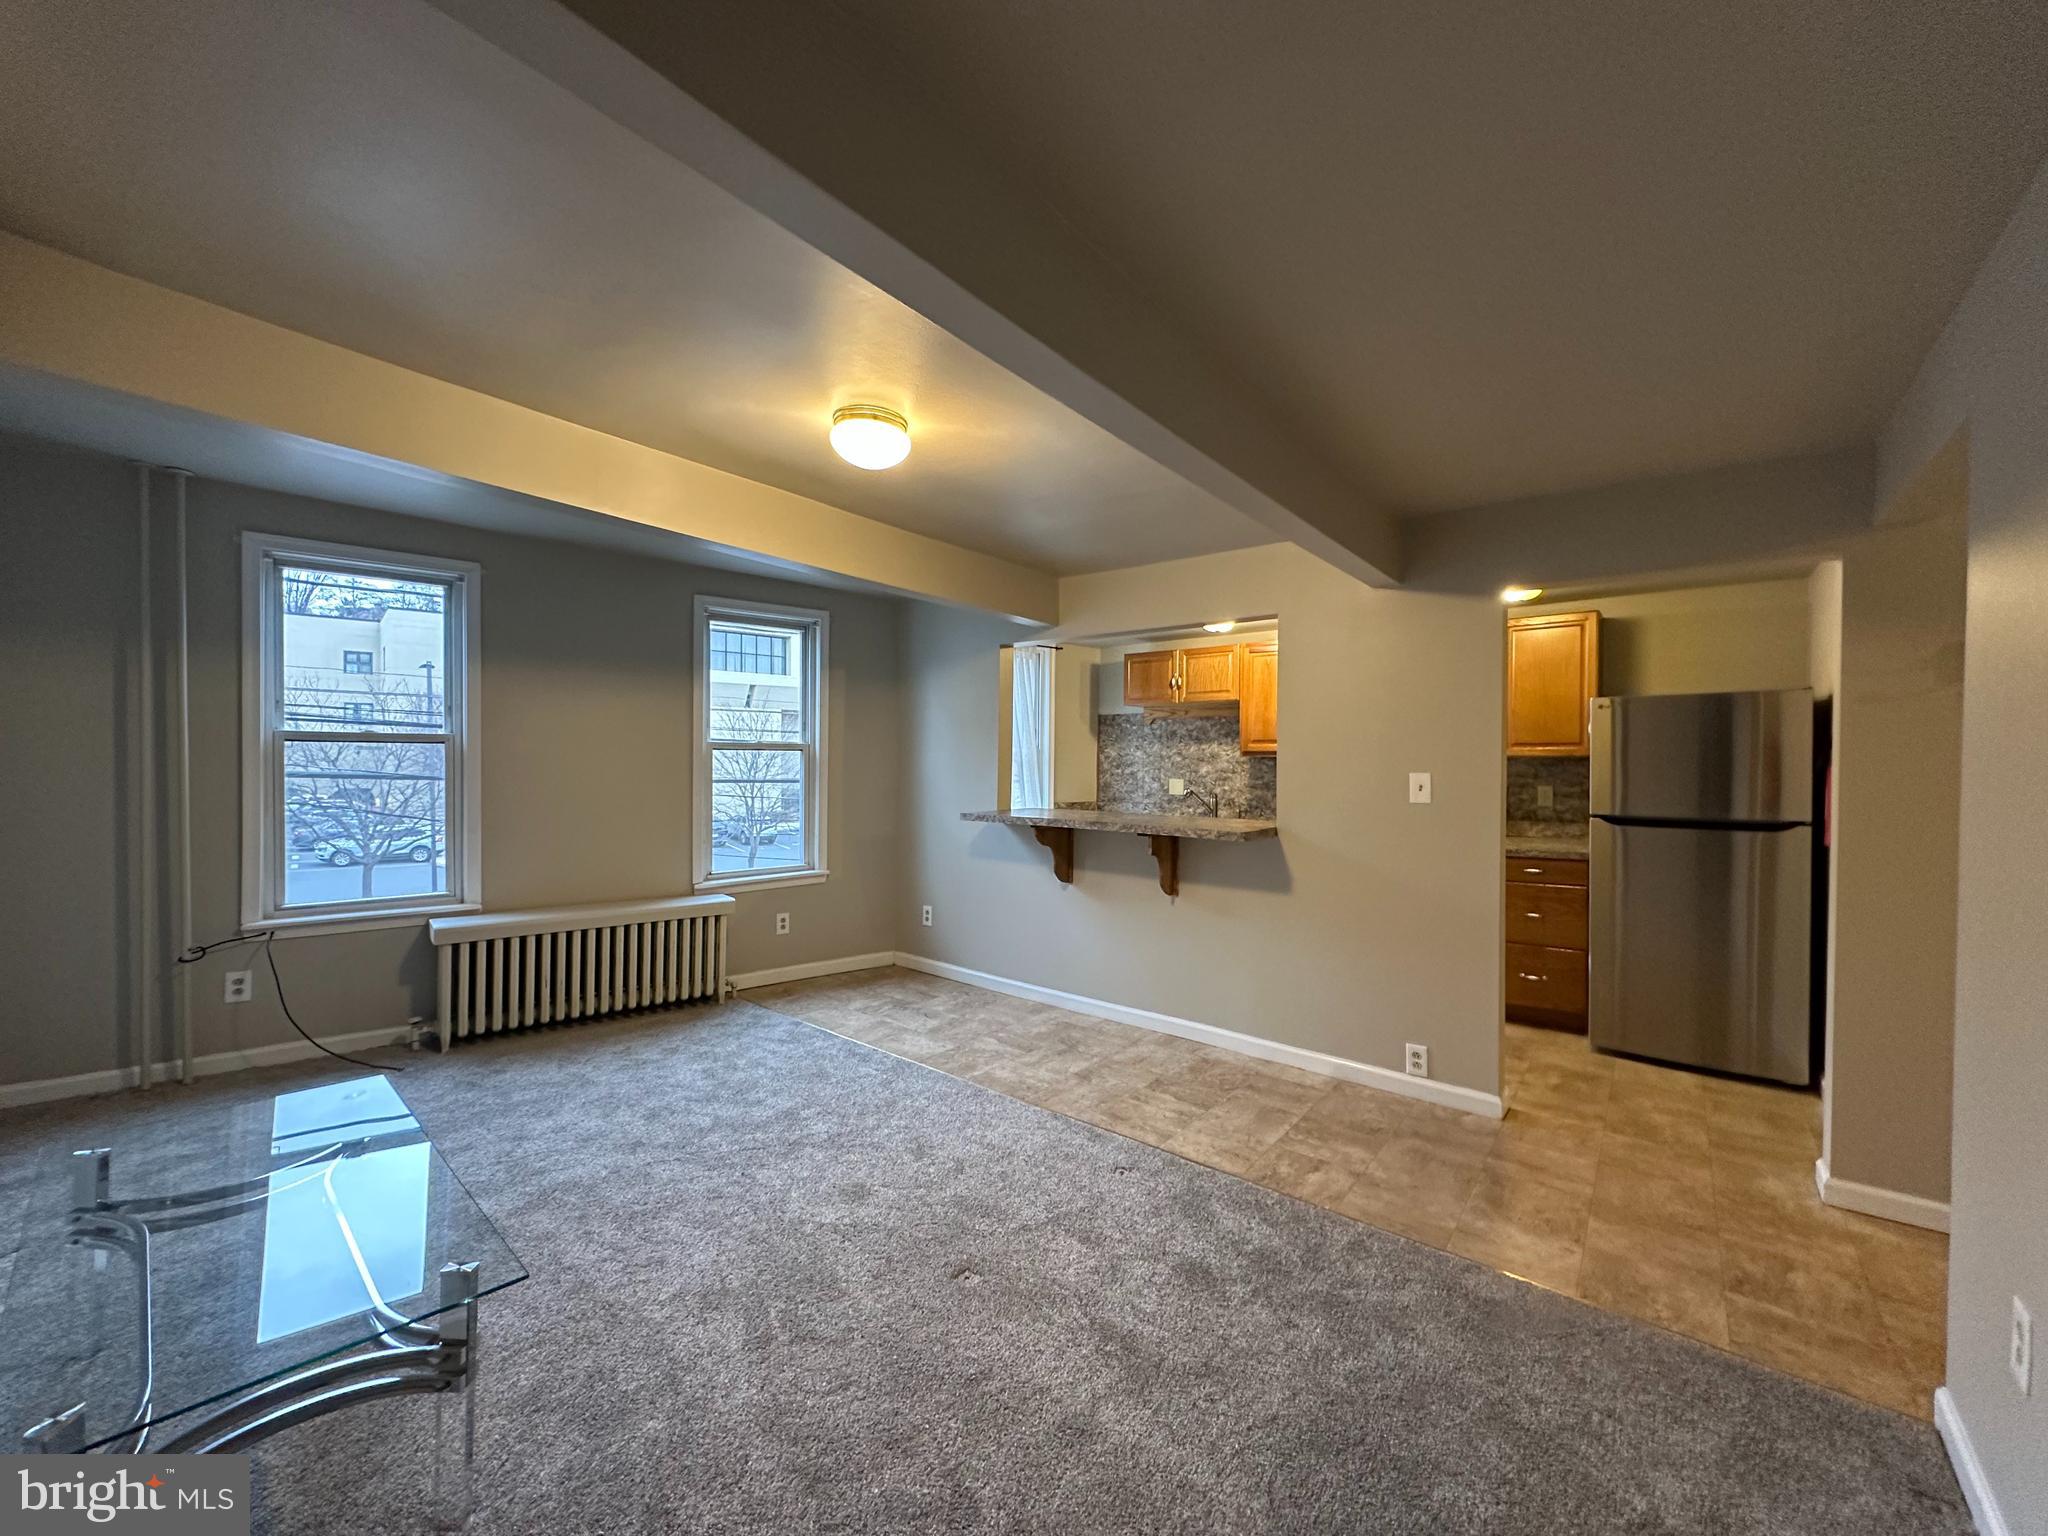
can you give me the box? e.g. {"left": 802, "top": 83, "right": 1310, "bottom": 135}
{"left": 1536, "top": 784, "right": 1555, "bottom": 809}
{"left": 2014, "top": 1296, "right": 2033, "bottom": 1396}
{"left": 1168, "top": 777, "right": 1187, "bottom": 797}
{"left": 1408, "top": 772, "right": 1432, "bottom": 804}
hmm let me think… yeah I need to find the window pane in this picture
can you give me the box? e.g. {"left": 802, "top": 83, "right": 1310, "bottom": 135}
{"left": 709, "top": 747, "right": 806, "bottom": 874}
{"left": 280, "top": 564, "right": 449, "bottom": 733}
{"left": 283, "top": 739, "right": 448, "bottom": 906}
{"left": 707, "top": 620, "right": 805, "bottom": 742}
{"left": 708, "top": 620, "right": 797, "bottom": 681}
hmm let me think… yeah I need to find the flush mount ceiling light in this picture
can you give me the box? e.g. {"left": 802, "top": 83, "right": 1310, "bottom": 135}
{"left": 1500, "top": 586, "right": 1545, "bottom": 604}
{"left": 1202, "top": 620, "right": 1237, "bottom": 634}
{"left": 829, "top": 405, "right": 912, "bottom": 470}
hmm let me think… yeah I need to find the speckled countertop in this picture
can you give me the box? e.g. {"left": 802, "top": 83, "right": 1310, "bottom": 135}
{"left": 964, "top": 808, "right": 1279, "bottom": 841}
{"left": 1505, "top": 821, "right": 1589, "bottom": 860}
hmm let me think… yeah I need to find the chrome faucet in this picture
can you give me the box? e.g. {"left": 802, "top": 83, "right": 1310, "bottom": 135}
{"left": 1184, "top": 784, "right": 1220, "bottom": 817}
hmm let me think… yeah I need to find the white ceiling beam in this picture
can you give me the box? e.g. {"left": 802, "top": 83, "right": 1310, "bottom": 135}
{"left": 428, "top": 0, "right": 1403, "bottom": 587}
{"left": 0, "top": 233, "right": 1057, "bottom": 622}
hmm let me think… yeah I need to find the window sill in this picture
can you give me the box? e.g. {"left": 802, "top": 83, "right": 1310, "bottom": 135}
{"left": 693, "top": 870, "right": 829, "bottom": 896}
{"left": 243, "top": 903, "right": 482, "bottom": 941}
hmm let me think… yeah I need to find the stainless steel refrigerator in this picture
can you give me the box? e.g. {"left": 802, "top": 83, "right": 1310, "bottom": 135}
{"left": 1588, "top": 689, "right": 1815, "bottom": 1084}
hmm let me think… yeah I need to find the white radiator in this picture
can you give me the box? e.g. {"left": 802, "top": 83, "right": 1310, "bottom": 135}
{"left": 427, "top": 895, "right": 735, "bottom": 1048}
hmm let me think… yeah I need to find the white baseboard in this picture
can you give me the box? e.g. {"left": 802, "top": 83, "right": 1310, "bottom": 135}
{"left": 1814, "top": 1157, "right": 1952, "bottom": 1233}
{"left": 1935, "top": 1386, "right": 2011, "bottom": 1536}
{"left": 893, "top": 953, "right": 1505, "bottom": 1120}
{"left": 0, "top": 1026, "right": 417, "bottom": 1110}
{"left": 730, "top": 951, "right": 897, "bottom": 992}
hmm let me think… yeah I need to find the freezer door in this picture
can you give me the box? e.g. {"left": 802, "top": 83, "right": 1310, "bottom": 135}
{"left": 1589, "top": 689, "right": 1813, "bottom": 823}
{"left": 1589, "top": 820, "right": 1812, "bottom": 1084}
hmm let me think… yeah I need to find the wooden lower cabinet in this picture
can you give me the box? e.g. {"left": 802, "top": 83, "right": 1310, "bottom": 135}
{"left": 1507, "top": 943, "right": 1589, "bottom": 1019}
{"left": 1505, "top": 857, "right": 1589, "bottom": 1030}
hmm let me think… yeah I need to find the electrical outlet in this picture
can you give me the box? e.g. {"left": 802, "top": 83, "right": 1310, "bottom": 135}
{"left": 1404, "top": 1042, "right": 1429, "bottom": 1077}
{"left": 1408, "top": 772, "right": 1432, "bottom": 804}
{"left": 774, "top": 912, "right": 790, "bottom": 936}
{"left": 921, "top": 904, "right": 933, "bottom": 928}
{"left": 223, "top": 970, "right": 252, "bottom": 1005}
{"left": 2013, "top": 1297, "right": 2033, "bottom": 1396}
{"left": 1168, "top": 777, "right": 1187, "bottom": 797}
{"left": 1536, "top": 784, "right": 1555, "bottom": 809}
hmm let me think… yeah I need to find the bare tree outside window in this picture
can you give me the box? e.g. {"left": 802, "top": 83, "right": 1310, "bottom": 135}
{"left": 709, "top": 708, "right": 802, "bottom": 870}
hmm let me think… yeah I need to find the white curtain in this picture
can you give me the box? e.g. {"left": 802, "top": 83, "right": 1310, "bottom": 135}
{"left": 1010, "top": 645, "right": 1054, "bottom": 809}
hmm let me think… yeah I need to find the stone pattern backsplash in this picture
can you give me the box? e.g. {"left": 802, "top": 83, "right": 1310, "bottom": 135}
{"left": 1096, "top": 713, "right": 1277, "bottom": 818}
{"left": 1506, "top": 756, "right": 1589, "bottom": 828}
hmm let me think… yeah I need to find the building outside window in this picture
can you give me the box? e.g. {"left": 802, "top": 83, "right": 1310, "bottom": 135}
{"left": 242, "top": 535, "right": 480, "bottom": 927}
{"left": 695, "top": 597, "right": 826, "bottom": 889}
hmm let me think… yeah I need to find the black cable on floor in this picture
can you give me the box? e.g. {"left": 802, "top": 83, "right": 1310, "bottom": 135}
{"left": 176, "top": 931, "right": 402, "bottom": 1073}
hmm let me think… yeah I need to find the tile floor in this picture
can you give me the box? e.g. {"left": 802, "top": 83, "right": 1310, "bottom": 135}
{"left": 748, "top": 966, "right": 1948, "bottom": 1420}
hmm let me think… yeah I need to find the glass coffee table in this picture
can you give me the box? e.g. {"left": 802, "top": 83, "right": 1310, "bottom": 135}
{"left": 0, "top": 1075, "right": 523, "bottom": 1529}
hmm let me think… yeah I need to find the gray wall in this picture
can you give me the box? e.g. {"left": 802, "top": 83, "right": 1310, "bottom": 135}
{"left": 0, "top": 440, "right": 904, "bottom": 1087}
{"left": 0, "top": 446, "right": 145, "bottom": 1084}
{"left": 1881, "top": 153, "right": 2048, "bottom": 1528}
{"left": 900, "top": 545, "right": 1506, "bottom": 1098}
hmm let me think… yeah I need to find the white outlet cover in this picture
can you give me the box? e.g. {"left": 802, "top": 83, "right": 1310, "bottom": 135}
{"left": 921, "top": 904, "right": 934, "bottom": 927}
{"left": 1404, "top": 1042, "right": 1429, "bottom": 1077}
{"left": 223, "top": 970, "right": 252, "bottom": 1004}
{"left": 774, "top": 912, "right": 790, "bottom": 935}
{"left": 1168, "top": 777, "right": 1186, "bottom": 796}
{"left": 1408, "top": 772, "right": 1432, "bottom": 804}
{"left": 2014, "top": 1296, "right": 2033, "bottom": 1396}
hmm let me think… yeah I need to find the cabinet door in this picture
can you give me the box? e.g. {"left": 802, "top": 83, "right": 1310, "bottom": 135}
{"left": 1123, "top": 648, "right": 1178, "bottom": 707}
{"left": 1239, "top": 642, "right": 1278, "bottom": 754}
{"left": 1177, "top": 643, "right": 1240, "bottom": 702}
{"left": 1506, "top": 612, "right": 1599, "bottom": 756}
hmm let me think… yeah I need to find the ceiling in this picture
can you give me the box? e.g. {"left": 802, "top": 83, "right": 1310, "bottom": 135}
{"left": 0, "top": 0, "right": 1268, "bottom": 575}
{"left": 815, "top": 0, "right": 2048, "bottom": 511}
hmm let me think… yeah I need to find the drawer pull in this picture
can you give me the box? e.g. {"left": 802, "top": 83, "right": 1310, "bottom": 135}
{"left": 1521, "top": 866, "right": 1544, "bottom": 874}
{"left": 1524, "top": 911, "right": 1542, "bottom": 919}
{"left": 1517, "top": 972, "right": 1543, "bottom": 982}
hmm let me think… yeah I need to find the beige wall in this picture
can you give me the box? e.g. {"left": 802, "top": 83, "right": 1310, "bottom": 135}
{"left": 1525, "top": 578, "right": 1813, "bottom": 696}
{"left": 1824, "top": 463, "right": 1966, "bottom": 1206}
{"left": 1806, "top": 561, "right": 1843, "bottom": 1170}
{"left": 1881, "top": 153, "right": 2048, "bottom": 1529}
{"left": 901, "top": 546, "right": 1506, "bottom": 1098}
{"left": 0, "top": 438, "right": 905, "bottom": 1088}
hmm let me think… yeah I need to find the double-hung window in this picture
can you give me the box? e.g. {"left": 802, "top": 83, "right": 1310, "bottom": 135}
{"left": 242, "top": 535, "right": 481, "bottom": 930}
{"left": 694, "top": 597, "right": 827, "bottom": 890}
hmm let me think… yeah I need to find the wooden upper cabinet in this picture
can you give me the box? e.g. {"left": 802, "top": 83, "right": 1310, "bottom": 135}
{"left": 1506, "top": 611, "right": 1599, "bottom": 756}
{"left": 1177, "top": 643, "right": 1239, "bottom": 702}
{"left": 1123, "top": 643, "right": 1240, "bottom": 706}
{"left": 1123, "top": 648, "right": 1178, "bottom": 707}
{"left": 1239, "top": 641, "right": 1278, "bottom": 754}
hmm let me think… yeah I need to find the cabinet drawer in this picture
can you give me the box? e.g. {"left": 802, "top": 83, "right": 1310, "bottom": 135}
{"left": 1506, "top": 942, "right": 1588, "bottom": 1016}
{"left": 1505, "top": 882, "right": 1588, "bottom": 949}
{"left": 1505, "top": 855, "right": 1587, "bottom": 887}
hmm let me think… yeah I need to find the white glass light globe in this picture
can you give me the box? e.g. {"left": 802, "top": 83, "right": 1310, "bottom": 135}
{"left": 829, "top": 406, "right": 912, "bottom": 470}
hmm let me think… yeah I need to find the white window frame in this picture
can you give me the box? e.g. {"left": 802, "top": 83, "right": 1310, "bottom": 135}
{"left": 693, "top": 595, "right": 828, "bottom": 894}
{"left": 240, "top": 534, "right": 483, "bottom": 934}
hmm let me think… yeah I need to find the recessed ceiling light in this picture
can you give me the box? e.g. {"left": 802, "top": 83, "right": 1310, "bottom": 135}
{"left": 1500, "top": 586, "right": 1544, "bottom": 604}
{"left": 829, "top": 405, "right": 911, "bottom": 470}
{"left": 1202, "top": 620, "right": 1237, "bottom": 634}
